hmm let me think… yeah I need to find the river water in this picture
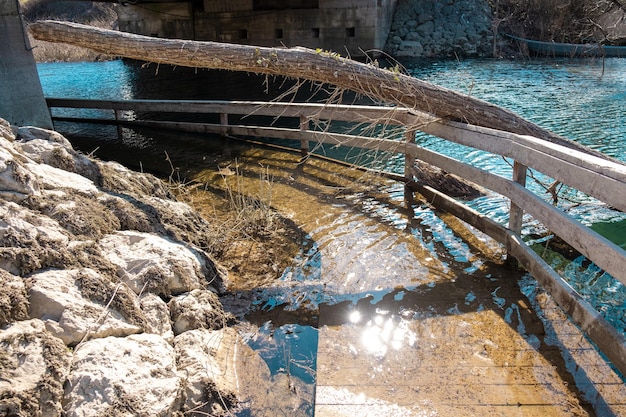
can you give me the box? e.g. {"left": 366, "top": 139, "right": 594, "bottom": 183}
{"left": 38, "top": 57, "right": 626, "bottom": 412}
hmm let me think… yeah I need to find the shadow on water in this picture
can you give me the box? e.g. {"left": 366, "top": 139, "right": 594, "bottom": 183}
{"left": 59, "top": 124, "right": 619, "bottom": 415}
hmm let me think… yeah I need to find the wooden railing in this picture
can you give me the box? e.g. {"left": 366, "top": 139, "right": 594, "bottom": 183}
{"left": 46, "top": 97, "right": 626, "bottom": 376}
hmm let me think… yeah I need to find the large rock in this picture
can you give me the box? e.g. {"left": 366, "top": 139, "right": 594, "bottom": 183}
{"left": 28, "top": 268, "right": 144, "bottom": 346}
{"left": 397, "top": 40, "right": 424, "bottom": 57}
{"left": 100, "top": 230, "right": 219, "bottom": 296}
{"left": 25, "top": 160, "right": 98, "bottom": 195}
{"left": 16, "top": 125, "right": 101, "bottom": 182}
{"left": 0, "top": 137, "right": 40, "bottom": 202}
{"left": 96, "top": 160, "right": 171, "bottom": 198}
{"left": 0, "top": 201, "right": 72, "bottom": 275}
{"left": 0, "top": 269, "right": 29, "bottom": 327}
{"left": 25, "top": 192, "right": 120, "bottom": 239}
{"left": 0, "top": 319, "right": 71, "bottom": 417}
{"left": 140, "top": 293, "right": 175, "bottom": 344}
{"left": 169, "top": 289, "right": 232, "bottom": 335}
{"left": 64, "top": 333, "right": 182, "bottom": 417}
{"left": 0, "top": 119, "right": 14, "bottom": 142}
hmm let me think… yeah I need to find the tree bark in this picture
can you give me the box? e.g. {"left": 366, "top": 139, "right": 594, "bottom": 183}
{"left": 29, "top": 20, "right": 613, "bottom": 160}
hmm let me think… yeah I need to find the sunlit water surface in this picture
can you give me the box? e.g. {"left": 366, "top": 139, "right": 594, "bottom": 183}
{"left": 38, "top": 57, "right": 626, "bottom": 412}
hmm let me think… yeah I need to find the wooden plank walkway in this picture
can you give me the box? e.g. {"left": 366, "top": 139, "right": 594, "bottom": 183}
{"left": 314, "top": 271, "right": 626, "bottom": 416}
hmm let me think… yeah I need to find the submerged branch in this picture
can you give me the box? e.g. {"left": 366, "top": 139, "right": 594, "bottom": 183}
{"left": 30, "top": 20, "right": 612, "bottom": 160}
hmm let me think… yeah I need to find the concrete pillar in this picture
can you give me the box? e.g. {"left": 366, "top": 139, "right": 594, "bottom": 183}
{"left": 0, "top": 0, "right": 52, "bottom": 128}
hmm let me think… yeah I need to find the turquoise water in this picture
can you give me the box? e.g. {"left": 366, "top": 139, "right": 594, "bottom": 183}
{"left": 37, "top": 60, "right": 136, "bottom": 100}
{"left": 407, "top": 58, "right": 626, "bottom": 160}
{"left": 38, "top": 57, "right": 626, "bottom": 352}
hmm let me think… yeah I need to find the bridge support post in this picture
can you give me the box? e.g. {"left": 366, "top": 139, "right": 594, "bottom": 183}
{"left": 0, "top": 1, "right": 52, "bottom": 129}
{"left": 219, "top": 112, "right": 232, "bottom": 157}
{"left": 404, "top": 128, "right": 417, "bottom": 207}
{"left": 508, "top": 160, "right": 527, "bottom": 262}
{"left": 299, "top": 115, "right": 309, "bottom": 159}
{"left": 509, "top": 161, "right": 527, "bottom": 234}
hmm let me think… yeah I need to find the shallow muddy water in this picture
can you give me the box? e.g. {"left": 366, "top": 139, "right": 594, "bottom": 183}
{"left": 38, "top": 57, "right": 626, "bottom": 414}
{"left": 181, "top": 145, "right": 601, "bottom": 415}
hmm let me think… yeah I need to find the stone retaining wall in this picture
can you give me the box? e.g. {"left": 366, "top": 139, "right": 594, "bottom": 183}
{"left": 385, "top": 0, "right": 494, "bottom": 58}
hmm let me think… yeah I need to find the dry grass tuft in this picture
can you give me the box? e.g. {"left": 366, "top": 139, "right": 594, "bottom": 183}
{"left": 491, "top": 0, "right": 625, "bottom": 44}
{"left": 20, "top": 0, "right": 118, "bottom": 62}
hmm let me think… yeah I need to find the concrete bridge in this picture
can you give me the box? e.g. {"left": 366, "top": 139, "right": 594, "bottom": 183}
{"left": 2, "top": 0, "right": 397, "bottom": 128}
{"left": 112, "top": 0, "right": 397, "bottom": 58}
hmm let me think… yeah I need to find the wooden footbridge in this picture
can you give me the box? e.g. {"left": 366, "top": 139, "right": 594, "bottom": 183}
{"left": 47, "top": 96, "right": 626, "bottom": 415}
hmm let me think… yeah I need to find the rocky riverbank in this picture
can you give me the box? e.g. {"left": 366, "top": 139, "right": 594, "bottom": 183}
{"left": 0, "top": 118, "right": 305, "bottom": 416}
{"left": 385, "top": 0, "right": 494, "bottom": 58}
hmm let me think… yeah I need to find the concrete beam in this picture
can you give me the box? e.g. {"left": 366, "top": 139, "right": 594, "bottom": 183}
{"left": 0, "top": 1, "right": 52, "bottom": 129}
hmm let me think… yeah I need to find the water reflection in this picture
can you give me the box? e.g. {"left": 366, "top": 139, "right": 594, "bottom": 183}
{"left": 242, "top": 321, "right": 318, "bottom": 385}
{"left": 357, "top": 311, "right": 417, "bottom": 359}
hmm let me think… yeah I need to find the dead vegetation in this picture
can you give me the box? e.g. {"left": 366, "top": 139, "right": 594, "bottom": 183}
{"left": 491, "top": 0, "right": 626, "bottom": 44}
{"left": 20, "top": 0, "right": 117, "bottom": 62}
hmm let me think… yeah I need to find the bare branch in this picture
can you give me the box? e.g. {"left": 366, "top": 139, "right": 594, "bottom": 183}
{"left": 29, "top": 20, "right": 614, "bottom": 162}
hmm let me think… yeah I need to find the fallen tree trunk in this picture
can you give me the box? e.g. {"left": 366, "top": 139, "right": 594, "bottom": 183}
{"left": 29, "top": 20, "right": 612, "bottom": 160}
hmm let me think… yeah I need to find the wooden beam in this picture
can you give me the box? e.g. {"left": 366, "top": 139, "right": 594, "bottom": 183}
{"left": 509, "top": 161, "right": 527, "bottom": 235}
{"left": 31, "top": 20, "right": 612, "bottom": 160}
{"left": 506, "top": 232, "right": 626, "bottom": 377}
{"left": 47, "top": 98, "right": 626, "bottom": 212}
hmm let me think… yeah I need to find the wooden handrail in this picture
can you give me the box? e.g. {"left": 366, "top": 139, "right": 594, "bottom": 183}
{"left": 46, "top": 98, "right": 626, "bottom": 212}
{"left": 46, "top": 97, "right": 626, "bottom": 375}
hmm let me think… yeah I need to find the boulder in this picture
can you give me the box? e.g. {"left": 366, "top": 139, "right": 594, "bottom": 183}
{"left": 16, "top": 126, "right": 73, "bottom": 149}
{"left": 140, "top": 293, "right": 175, "bottom": 344}
{"left": 169, "top": 289, "right": 232, "bottom": 335}
{"left": 99, "top": 194, "right": 155, "bottom": 233}
{"left": 0, "top": 319, "right": 71, "bottom": 417}
{"left": 97, "top": 160, "right": 171, "bottom": 199}
{"left": 15, "top": 132, "right": 101, "bottom": 186}
{"left": 416, "top": 21, "right": 435, "bottom": 37}
{"left": 0, "top": 138, "right": 40, "bottom": 202}
{"left": 397, "top": 41, "right": 425, "bottom": 57}
{"left": 8, "top": 126, "right": 98, "bottom": 195}
{"left": 28, "top": 268, "right": 144, "bottom": 346}
{"left": 0, "top": 119, "right": 15, "bottom": 141}
{"left": 99, "top": 230, "right": 215, "bottom": 297}
{"left": 25, "top": 192, "right": 120, "bottom": 239}
{"left": 25, "top": 160, "right": 98, "bottom": 195}
{"left": 0, "top": 269, "right": 29, "bottom": 327}
{"left": 64, "top": 333, "right": 181, "bottom": 417}
{"left": 0, "top": 202, "right": 72, "bottom": 275}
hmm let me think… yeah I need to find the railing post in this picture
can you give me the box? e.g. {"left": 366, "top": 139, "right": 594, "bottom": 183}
{"left": 220, "top": 112, "right": 231, "bottom": 157}
{"left": 508, "top": 160, "right": 527, "bottom": 262}
{"left": 114, "top": 109, "right": 122, "bottom": 140}
{"left": 404, "top": 128, "right": 417, "bottom": 206}
{"left": 300, "top": 115, "right": 309, "bottom": 159}
{"left": 509, "top": 161, "right": 527, "bottom": 234}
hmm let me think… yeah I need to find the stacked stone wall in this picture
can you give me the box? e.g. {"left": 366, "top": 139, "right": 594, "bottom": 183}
{"left": 385, "top": 0, "right": 494, "bottom": 58}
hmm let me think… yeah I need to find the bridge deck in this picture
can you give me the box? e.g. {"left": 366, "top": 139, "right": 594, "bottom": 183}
{"left": 314, "top": 271, "right": 626, "bottom": 416}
